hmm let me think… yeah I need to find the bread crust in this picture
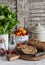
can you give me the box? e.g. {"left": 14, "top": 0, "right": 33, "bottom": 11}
{"left": 17, "top": 44, "right": 37, "bottom": 55}
{"left": 27, "top": 39, "right": 45, "bottom": 51}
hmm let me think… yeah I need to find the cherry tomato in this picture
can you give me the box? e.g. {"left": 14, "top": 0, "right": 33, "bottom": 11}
{"left": 0, "top": 48, "right": 5, "bottom": 55}
{"left": 17, "top": 43, "right": 22, "bottom": 46}
{"left": 6, "top": 50, "right": 16, "bottom": 54}
{"left": 6, "top": 50, "right": 11, "bottom": 54}
{"left": 11, "top": 50, "right": 16, "bottom": 54}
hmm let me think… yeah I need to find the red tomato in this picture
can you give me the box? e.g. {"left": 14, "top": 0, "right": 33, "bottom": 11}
{"left": 6, "top": 50, "right": 16, "bottom": 54}
{"left": 6, "top": 50, "right": 11, "bottom": 54}
{"left": 0, "top": 48, "right": 5, "bottom": 55}
{"left": 20, "top": 34, "right": 23, "bottom": 36}
{"left": 16, "top": 32, "right": 22, "bottom": 36}
{"left": 17, "top": 43, "right": 22, "bottom": 46}
{"left": 11, "top": 51, "right": 16, "bottom": 54}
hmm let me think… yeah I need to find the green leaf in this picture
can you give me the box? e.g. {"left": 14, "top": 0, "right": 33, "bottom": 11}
{"left": 2, "top": 22, "right": 9, "bottom": 33}
{"left": 15, "top": 20, "right": 20, "bottom": 26}
{"left": 0, "top": 4, "right": 19, "bottom": 34}
{"left": 0, "top": 26, "right": 3, "bottom": 34}
{"left": 0, "top": 15, "right": 5, "bottom": 20}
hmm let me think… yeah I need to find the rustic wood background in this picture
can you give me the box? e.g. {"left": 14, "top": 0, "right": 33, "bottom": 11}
{"left": 0, "top": 0, "right": 45, "bottom": 30}
{"left": 0, "top": 0, "right": 17, "bottom": 12}
{"left": 17, "top": 0, "right": 45, "bottom": 30}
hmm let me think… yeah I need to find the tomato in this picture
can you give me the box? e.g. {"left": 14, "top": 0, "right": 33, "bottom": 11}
{"left": 6, "top": 50, "right": 10, "bottom": 54}
{"left": 15, "top": 27, "right": 28, "bottom": 36}
{"left": 20, "top": 34, "right": 23, "bottom": 36}
{"left": 16, "top": 32, "right": 22, "bottom": 36}
{"left": 0, "top": 48, "right": 5, "bottom": 56}
{"left": 17, "top": 43, "right": 22, "bottom": 46}
{"left": 18, "top": 27, "right": 23, "bottom": 31}
{"left": 6, "top": 50, "right": 16, "bottom": 54}
{"left": 11, "top": 51, "right": 16, "bottom": 54}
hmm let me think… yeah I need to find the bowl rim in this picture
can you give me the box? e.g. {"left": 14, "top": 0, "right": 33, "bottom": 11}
{"left": 15, "top": 34, "right": 29, "bottom": 37}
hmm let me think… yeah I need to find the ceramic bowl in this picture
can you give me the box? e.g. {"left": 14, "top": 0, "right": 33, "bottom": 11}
{"left": 14, "top": 34, "right": 29, "bottom": 44}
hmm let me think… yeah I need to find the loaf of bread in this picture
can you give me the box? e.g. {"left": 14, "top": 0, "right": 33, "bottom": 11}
{"left": 17, "top": 44, "right": 37, "bottom": 55}
{"left": 27, "top": 39, "right": 45, "bottom": 51}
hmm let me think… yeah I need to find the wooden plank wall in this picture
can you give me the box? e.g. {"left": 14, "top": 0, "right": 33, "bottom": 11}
{"left": 0, "top": 0, "right": 17, "bottom": 12}
{"left": 0, "top": 0, "right": 45, "bottom": 30}
{"left": 17, "top": 0, "right": 45, "bottom": 29}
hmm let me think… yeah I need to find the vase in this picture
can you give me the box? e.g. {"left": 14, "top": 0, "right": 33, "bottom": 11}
{"left": 0, "top": 34, "right": 8, "bottom": 50}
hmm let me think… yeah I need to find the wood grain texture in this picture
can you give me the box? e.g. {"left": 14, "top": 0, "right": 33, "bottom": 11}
{"left": 0, "top": 0, "right": 17, "bottom": 11}
{"left": 17, "top": 0, "right": 45, "bottom": 28}
{"left": 20, "top": 55, "right": 45, "bottom": 61}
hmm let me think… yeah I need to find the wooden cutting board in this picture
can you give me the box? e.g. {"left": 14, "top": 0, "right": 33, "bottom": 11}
{"left": 20, "top": 54, "right": 45, "bottom": 61}
{"left": 7, "top": 53, "right": 45, "bottom": 61}
{"left": 15, "top": 49, "right": 45, "bottom": 61}
{"left": 7, "top": 49, "right": 45, "bottom": 61}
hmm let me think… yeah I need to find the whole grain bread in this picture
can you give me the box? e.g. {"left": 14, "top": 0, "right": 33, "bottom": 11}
{"left": 27, "top": 39, "right": 45, "bottom": 51}
{"left": 17, "top": 44, "right": 37, "bottom": 55}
